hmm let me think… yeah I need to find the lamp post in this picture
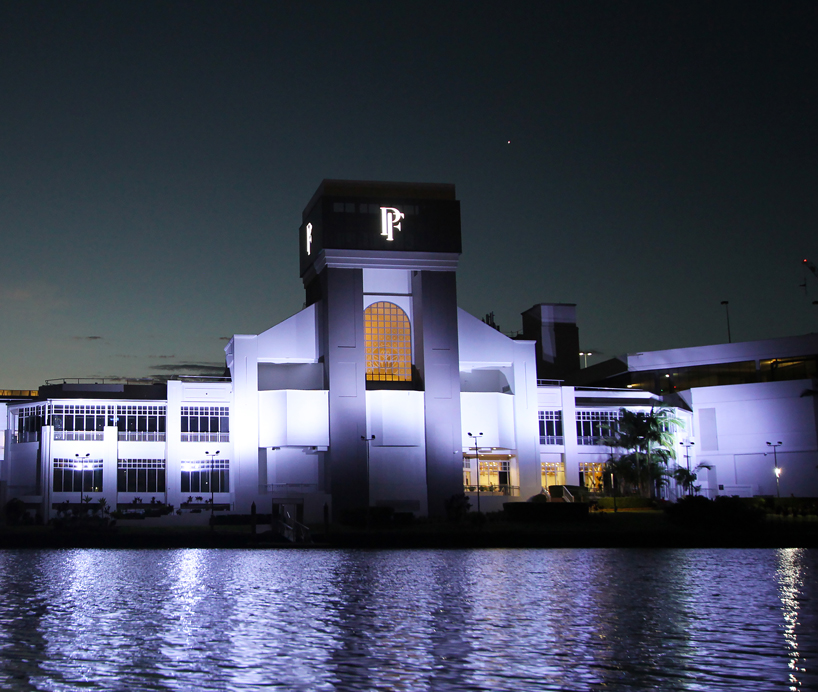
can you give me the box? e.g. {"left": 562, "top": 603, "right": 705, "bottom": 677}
{"left": 75, "top": 453, "right": 90, "bottom": 510}
{"left": 767, "top": 441, "right": 782, "bottom": 498}
{"left": 720, "top": 301, "right": 732, "bottom": 343}
{"left": 467, "top": 432, "right": 484, "bottom": 514}
{"left": 361, "top": 435, "right": 375, "bottom": 528}
{"left": 679, "top": 440, "right": 695, "bottom": 496}
{"left": 579, "top": 351, "right": 593, "bottom": 368}
{"left": 205, "top": 450, "right": 220, "bottom": 524}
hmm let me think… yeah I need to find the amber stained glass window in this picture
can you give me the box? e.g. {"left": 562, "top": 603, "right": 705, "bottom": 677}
{"left": 364, "top": 301, "right": 412, "bottom": 381}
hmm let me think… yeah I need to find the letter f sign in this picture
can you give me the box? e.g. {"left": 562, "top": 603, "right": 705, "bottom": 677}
{"left": 380, "top": 207, "right": 404, "bottom": 241}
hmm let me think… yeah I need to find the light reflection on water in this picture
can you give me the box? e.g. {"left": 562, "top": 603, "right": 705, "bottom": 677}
{"left": 0, "top": 548, "right": 814, "bottom": 691}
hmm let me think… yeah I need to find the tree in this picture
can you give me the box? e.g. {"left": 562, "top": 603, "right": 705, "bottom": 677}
{"left": 605, "top": 407, "right": 682, "bottom": 497}
{"left": 672, "top": 462, "right": 713, "bottom": 497}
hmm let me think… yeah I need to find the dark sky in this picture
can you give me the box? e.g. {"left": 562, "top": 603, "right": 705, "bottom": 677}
{"left": 1, "top": 1, "right": 816, "bottom": 389}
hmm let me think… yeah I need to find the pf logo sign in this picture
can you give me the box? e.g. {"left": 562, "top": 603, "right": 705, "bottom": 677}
{"left": 379, "top": 207, "right": 404, "bottom": 241}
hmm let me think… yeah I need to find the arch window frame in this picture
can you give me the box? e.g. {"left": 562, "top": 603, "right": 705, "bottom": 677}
{"left": 364, "top": 300, "right": 413, "bottom": 382}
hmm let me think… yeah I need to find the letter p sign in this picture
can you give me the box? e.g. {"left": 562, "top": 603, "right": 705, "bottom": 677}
{"left": 380, "top": 207, "right": 404, "bottom": 241}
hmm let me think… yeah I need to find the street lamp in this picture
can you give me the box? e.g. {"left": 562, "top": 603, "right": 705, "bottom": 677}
{"left": 467, "top": 432, "right": 484, "bottom": 514}
{"left": 205, "top": 450, "right": 220, "bottom": 524}
{"left": 579, "top": 351, "right": 593, "bottom": 368}
{"left": 767, "top": 441, "right": 782, "bottom": 498}
{"left": 74, "top": 453, "right": 90, "bottom": 509}
{"left": 720, "top": 301, "right": 732, "bottom": 343}
{"left": 679, "top": 440, "right": 695, "bottom": 496}
{"left": 361, "top": 434, "right": 375, "bottom": 528}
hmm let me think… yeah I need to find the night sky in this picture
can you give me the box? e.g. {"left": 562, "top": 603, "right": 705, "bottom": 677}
{"left": 1, "top": 1, "right": 816, "bottom": 389}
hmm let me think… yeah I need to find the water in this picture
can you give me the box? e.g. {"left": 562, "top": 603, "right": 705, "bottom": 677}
{"left": 0, "top": 548, "right": 814, "bottom": 691}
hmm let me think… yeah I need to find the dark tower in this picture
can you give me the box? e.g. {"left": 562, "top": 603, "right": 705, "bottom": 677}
{"left": 521, "top": 303, "right": 581, "bottom": 382}
{"left": 299, "top": 180, "right": 463, "bottom": 518}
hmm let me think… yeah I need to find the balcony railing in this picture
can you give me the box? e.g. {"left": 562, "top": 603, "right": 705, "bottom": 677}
{"left": 118, "top": 432, "right": 166, "bottom": 442}
{"left": 181, "top": 433, "right": 230, "bottom": 443}
{"left": 54, "top": 431, "right": 104, "bottom": 441}
{"left": 577, "top": 435, "right": 606, "bottom": 446}
{"left": 464, "top": 485, "right": 520, "bottom": 496}
{"left": 539, "top": 435, "right": 564, "bottom": 445}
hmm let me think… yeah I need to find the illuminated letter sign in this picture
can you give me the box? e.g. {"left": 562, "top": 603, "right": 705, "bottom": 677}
{"left": 380, "top": 207, "right": 404, "bottom": 241}
{"left": 306, "top": 222, "right": 313, "bottom": 255}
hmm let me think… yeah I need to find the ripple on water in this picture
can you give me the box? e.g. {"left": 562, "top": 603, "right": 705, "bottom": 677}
{"left": 0, "top": 548, "right": 813, "bottom": 691}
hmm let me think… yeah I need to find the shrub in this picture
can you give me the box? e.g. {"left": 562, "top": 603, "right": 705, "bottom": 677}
{"left": 665, "top": 496, "right": 765, "bottom": 528}
{"left": 4, "top": 498, "right": 27, "bottom": 525}
{"left": 596, "top": 497, "right": 656, "bottom": 509}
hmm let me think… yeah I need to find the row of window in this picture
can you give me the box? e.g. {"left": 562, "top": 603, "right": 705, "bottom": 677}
{"left": 51, "top": 458, "right": 230, "bottom": 494}
{"left": 538, "top": 410, "right": 625, "bottom": 446}
{"left": 13, "top": 404, "right": 228, "bottom": 443}
{"left": 540, "top": 461, "right": 606, "bottom": 492}
{"left": 180, "top": 407, "right": 230, "bottom": 434}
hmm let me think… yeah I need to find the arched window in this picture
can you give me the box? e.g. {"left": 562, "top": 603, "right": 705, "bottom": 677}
{"left": 364, "top": 301, "right": 412, "bottom": 381}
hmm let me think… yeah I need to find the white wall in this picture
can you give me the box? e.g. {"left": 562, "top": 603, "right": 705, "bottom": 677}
{"left": 365, "top": 391, "right": 428, "bottom": 514}
{"left": 460, "top": 393, "right": 515, "bottom": 449}
{"left": 690, "top": 379, "right": 818, "bottom": 497}
{"left": 258, "top": 390, "right": 329, "bottom": 447}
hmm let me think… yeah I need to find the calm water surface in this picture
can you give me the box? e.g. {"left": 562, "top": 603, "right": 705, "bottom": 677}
{"left": 0, "top": 548, "right": 814, "bottom": 691}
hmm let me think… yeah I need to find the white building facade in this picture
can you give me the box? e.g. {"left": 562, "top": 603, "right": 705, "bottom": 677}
{"left": 2, "top": 182, "right": 816, "bottom": 523}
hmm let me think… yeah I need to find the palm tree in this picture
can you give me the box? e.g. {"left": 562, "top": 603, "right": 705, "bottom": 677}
{"left": 606, "top": 407, "right": 682, "bottom": 497}
{"left": 672, "top": 462, "right": 713, "bottom": 497}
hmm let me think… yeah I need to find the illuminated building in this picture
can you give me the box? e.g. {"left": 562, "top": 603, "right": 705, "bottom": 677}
{"left": 1, "top": 181, "right": 817, "bottom": 524}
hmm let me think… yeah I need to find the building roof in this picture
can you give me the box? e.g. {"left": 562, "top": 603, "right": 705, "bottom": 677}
{"left": 623, "top": 332, "right": 818, "bottom": 372}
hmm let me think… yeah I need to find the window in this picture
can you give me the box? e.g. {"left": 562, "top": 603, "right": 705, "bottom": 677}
{"left": 53, "top": 458, "right": 103, "bottom": 493}
{"left": 181, "top": 459, "right": 230, "bottom": 493}
{"left": 116, "top": 405, "right": 166, "bottom": 441}
{"left": 462, "top": 454, "right": 519, "bottom": 496}
{"left": 364, "top": 301, "right": 411, "bottom": 381}
{"left": 538, "top": 410, "right": 564, "bottom": 444}
{"left": 181, "top": 406, "right": 229, "bottom": 442}
{"left": 117, "top": 459, "right": 166, "bottom": 493}
{"left": 51, "top": 404, "right": 106, "bottom": 433}
{"left": 541, "top": 460, "right": 566, "bottom": 489}
{"left": 576, "top": 410, "right": 621, "bottom": 445}
{"left": 14, "top": 404, "right": 48, "bottom": 443}
{"left": 579, "top": 462, "right": 606, "bottom": 493}
{"left": 463, "top": 456, "right": 472, "bottom": 486}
